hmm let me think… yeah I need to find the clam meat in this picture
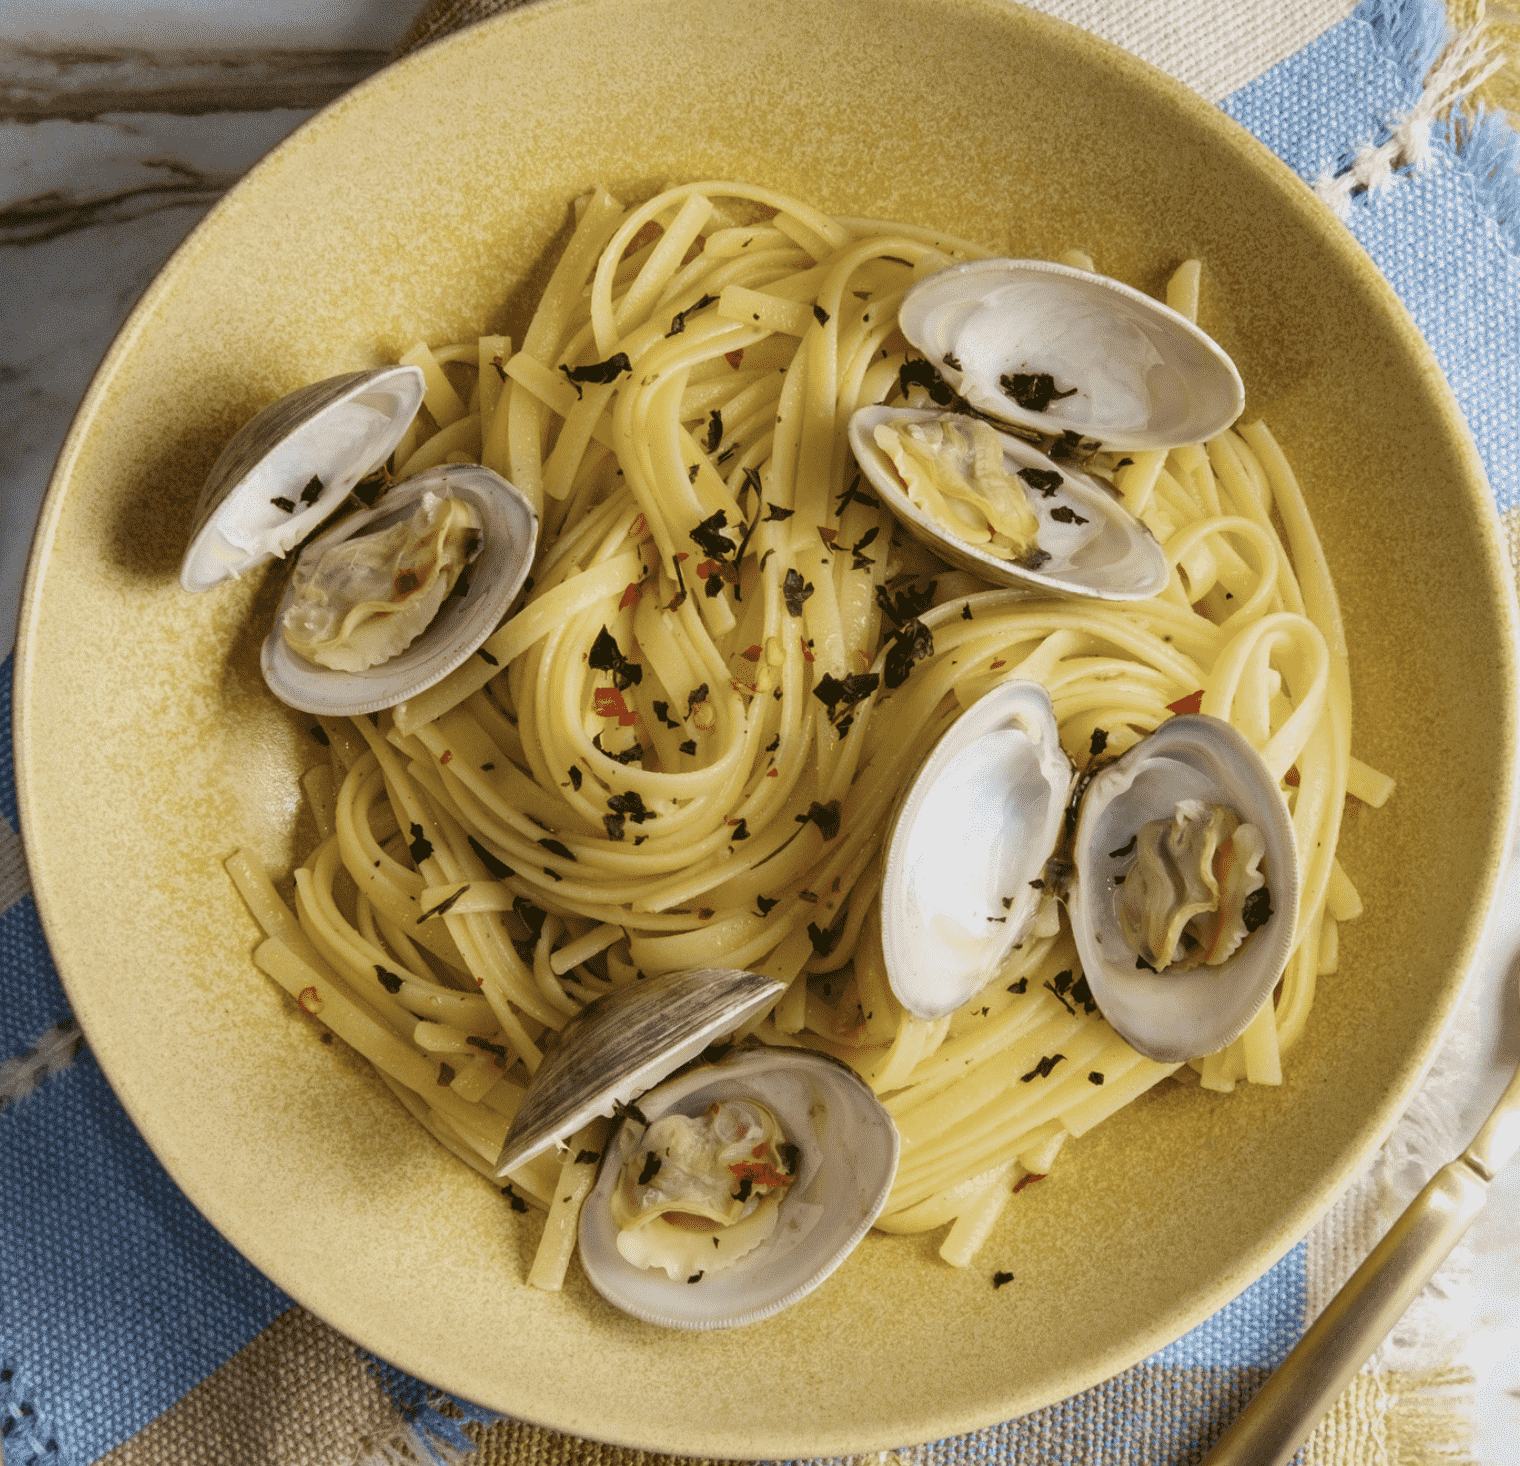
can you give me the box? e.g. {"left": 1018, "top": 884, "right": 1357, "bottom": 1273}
{"left": 849, "top": 405, "right": 1168, "bottom": 601}
{"left": 261, "top": 464, "right": 537, "bottom": 716}
{"left": 1068, "top": 714, "right": 1299, "bottom": 1062}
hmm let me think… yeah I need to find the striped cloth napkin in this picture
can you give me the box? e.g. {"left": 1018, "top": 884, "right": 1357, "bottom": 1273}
{"left": 3, "top": 0, "right": 1516, "bottom": 1462}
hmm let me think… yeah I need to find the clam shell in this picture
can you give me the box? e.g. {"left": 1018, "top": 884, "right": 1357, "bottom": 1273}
{"left": 494, "top": 967, "right": 785, "bottom": 1176}
{"left": 260, "top": 463, "right": 538, "bottom": 716}
{"left": 898, "top": 259, "right": 1244, "bottom": 451}
{"left": 1068, "top": 714, "right": 1300, "bottom": 1061}
{"left": 848, "top": 405, "right": 1168, "bottom": 601}
{"left": 881, "top": 680, "right": 1074, "bottom": 1020}
{"left": 578, "top": 1047, "right": 899, "bottom": 1329}
{"left": 179, "top": 366, "right": 424, "bottom": 593}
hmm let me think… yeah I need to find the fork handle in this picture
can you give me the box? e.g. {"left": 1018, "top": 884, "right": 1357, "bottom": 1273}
{"left": 1200, "top": 1155, "right": 1490, "bottom": 1466}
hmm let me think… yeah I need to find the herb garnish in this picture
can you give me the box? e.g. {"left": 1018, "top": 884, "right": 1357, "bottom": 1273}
{"left": 1019, "top": 1053, "right": 1067, "bottom": 1082}
{"left": 375, "top": 966, "right": 404, "bottom": 994}
{"left": 588, "top": 625, "right": 643, "bottom": 690}
{"left": 898, "top": 358, "right": 955, "bottom": 406}
{"left": 1241, "top": 886, "right": 1273, "bottom": 932}
{"left": 467, "top": 836, "right": 514, "bottom": 880}
{"left": 875, "top": 581, "right": 936, "bottom": 628}
{"left": 782, "top": 568, "right": 814, "bottom": 617}
{"left": 796, "top": 800, "right": 843, "bottom": 840}
{"left": 1001, "top": 372, "right": 1076, "bottom": 412}
{"left": 558, "top": 352, "right": 631, "bottom": 398}
{"left": 812, "top": 671, "right": 879, "bottom": 737}
{"left": 666, "top": 293, "right": 717, "bottom": 336}
{"left": 1018, "top": 466, "right": 1063, "bottom": 497}
{"left": 883, "top": 618, "right": 933, "bottom": 690}
{"left": 418, "top": 887, "right": 466, "bottom": 922}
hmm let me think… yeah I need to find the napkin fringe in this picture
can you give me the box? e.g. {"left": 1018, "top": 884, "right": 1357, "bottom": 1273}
{"left": 1314, "top": 0, "right": 1505, "bottom": 215}
{"left": 0, "top": 1020, "right": 82, "bottom": 1113}
{"left": 1381, "top": 1365, "right": 1478, "bottom": 1465}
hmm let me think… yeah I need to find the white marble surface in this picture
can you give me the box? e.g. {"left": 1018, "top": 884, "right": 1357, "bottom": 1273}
{"left": 2, "top": 2, "right": 1517, "bottom": 1462}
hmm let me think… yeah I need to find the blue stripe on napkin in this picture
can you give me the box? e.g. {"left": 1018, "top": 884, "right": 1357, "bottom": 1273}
{"left": 1222, "top": 0, "right": 1520, "bottom": 515}
{"left": 1, "top": 654, "right": 291, "bottom": 1463}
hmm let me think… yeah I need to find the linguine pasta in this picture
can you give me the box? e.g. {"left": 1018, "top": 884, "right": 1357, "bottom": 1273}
{"left": 230, "top": 180, "right": 1388, "bottom": 1277}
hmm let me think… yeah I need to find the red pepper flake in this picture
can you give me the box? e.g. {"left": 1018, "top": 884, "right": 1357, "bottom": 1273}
{"left": 1167, "top": 689, "right": 1205, "bottom": 717}
{"left": 630, "top": 513, "right": 647, "bottom": 538}
{"left": 817, "top": 526, "right": 838, "bottom": 546}
{"left": 1284, "top": 766, "right": 1301, "bottom": 787}
{"left": 698, "top": 907, "right": 714, "bottom": 921}
{"left": 766, "top": 767, "right": 778, "bottom": 777}
{"left": 1012, "top": 1173, "right": 1046, "bottom": 1194}
{"left": 618, "top": 581, "right": 642, "bottom": 610}
{"left": 393, "top": 568, "right": 421, "bottom": 598}
{"left": 729, "top": 1159, "right": 792, "bottom": 1189}
{"left": 440, "top": 750, "right": 453, "bottom": 765}
{"left": 593, "top": 687, "right": 639, "bottom": 726}
{"left": 724, "top": 349, "right": 744, "bottom": 370}
{"left": 989, "top": 659, "right": 1005, "bottom": 670}
{"left": 857, "top": 649, "right": 872, "bottom": 671}
{"left": 298, "top": 986, "right": 323, "bottom": 1015}
{"left": 740, "top": 644, "right": 762, "bottom": 662}
{"left": 801, "top": 637, "right": 814, "bottom": 663}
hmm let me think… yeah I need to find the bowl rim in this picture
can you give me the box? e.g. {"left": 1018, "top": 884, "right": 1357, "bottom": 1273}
{"left": 14, "top": 0, "right": 1520, "bottom": 1453}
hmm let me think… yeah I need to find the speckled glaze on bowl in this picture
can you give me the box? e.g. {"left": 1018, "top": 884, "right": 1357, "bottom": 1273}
{"left": 14, "top": 0, "right": 1519, "bottom": 1456}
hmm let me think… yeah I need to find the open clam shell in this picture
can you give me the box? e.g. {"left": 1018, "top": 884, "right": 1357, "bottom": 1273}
{"left": 578, "top": 1048, "right": 899, "bottom": 1330}
{"left": 179, "top": 366, "right": 425, "bottom": 592}
{"left": 260, "top": 463, "right": 538, "bottom": 716}
{"left": 1067, "top": 714, "right": 1300, "bottom": 1062}
{"left": 881, "top": 680, "right": 1075, "bottom": 1020}
{"left": 898, "top": 259, "right": 1244, "bottom": 451}
{"left": 494, "top": 967, "right": 785, "bottom": 1176}
{"left": 849, "top": 405, "right": 1168, "bottom": 600}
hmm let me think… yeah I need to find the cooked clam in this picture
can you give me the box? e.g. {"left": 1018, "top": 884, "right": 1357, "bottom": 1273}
{"left": 879, "top": 684, "right": 1299, "bottom": 1059}
{"left": 578, "top": 1047, "right": 899, "bottom": 1330}
{"left": 897, "top": 258, "right": 1245, "bottom": 451}
{"left": 493, "top": 967, "right": 899, "bottom": 1330}
{"left": 260, "top": 464, "right": 537, "bottom": 716}
{"left": 880, "top": 680, "right": 1074, "bottom": 1021}
{"left": 1067, "top": 714, "right": 1299, "bottom": 1062}
{"left": 179, "top": 366, "right": 425, "bottom": 592}
{"left": 848, "top": 405, "right": 1168, "bottom": 601}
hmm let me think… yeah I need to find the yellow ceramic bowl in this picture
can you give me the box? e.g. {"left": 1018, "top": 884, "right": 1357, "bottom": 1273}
{"left": 15, "top": 0, "right": 1519, "bottom": 1455}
